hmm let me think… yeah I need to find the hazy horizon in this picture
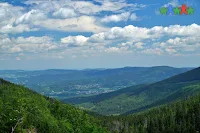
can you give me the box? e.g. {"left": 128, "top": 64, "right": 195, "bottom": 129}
{"left": 0, "top": 65, "right": 196, "bottom": 71}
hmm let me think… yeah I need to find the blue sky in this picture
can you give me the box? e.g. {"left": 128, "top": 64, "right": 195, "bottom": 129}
{"left": 0, "top": 0, "right": 200, "bottom": 69}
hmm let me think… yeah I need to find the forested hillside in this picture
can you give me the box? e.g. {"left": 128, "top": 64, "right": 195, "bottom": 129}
{"left": 97, "top": 94, "right": 200, "bottom": 133}
{"left": 0, "top": 78, "right": 108, "bottom": 133}
{"left": 1, "top": 75, "right": 200, "bottom": 133}
{"left": 64, "top": 67, "right": 200, "bottom": 115}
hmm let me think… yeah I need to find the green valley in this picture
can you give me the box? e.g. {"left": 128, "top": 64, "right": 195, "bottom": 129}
{"left": 1, "top": 75, "right": 200, "bottom": 133}
{"left": 1, "top": 0, "right": 200, "bottom": 132}
{"left": 0, "top": 67, "right": 191, "bottom": 99}
{"left": 1, "top": 67, "right": 200, "bottom": 133}
{"left": 64, "top": 67, "right": 200, "bottom": 115}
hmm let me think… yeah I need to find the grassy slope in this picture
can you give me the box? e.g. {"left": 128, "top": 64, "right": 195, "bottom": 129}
{"left": 64, "top": 67, "right": 200, "bottom": 115}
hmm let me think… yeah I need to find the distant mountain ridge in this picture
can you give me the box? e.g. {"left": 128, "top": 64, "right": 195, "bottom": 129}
{"left": 0, "top": 66, "right": 192, "bottom": 99}
{"left": 64, "top": 67, "right": 200, "bottom": 115}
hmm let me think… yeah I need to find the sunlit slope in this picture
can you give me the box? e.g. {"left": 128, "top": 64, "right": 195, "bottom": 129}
{"left": 0, "top": 78, "right": 108, "bottom": 133}
{"left": 64, "top": 67, "right": 200, "bottom": 115}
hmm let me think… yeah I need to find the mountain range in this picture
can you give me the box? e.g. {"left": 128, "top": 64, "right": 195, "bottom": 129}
{"left": 0, "top": 66, "right": 191, "bottom": 99}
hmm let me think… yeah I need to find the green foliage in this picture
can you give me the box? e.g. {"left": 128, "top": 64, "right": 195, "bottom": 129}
{"left": 65, "top": 67, "right": 200, "bottom": 115}
{"left": 1, "top": 66, "right": 200, "bottom": 133}
{"left": 97, "top": 94, "right": 200, "bottom": 133}
{"left": 0, "top": 78, "right": 108, "bottom": 133}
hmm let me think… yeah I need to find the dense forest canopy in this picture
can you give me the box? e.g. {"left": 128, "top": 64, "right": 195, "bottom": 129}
{"left": 0, "top": 78, "right": 108, "bottom": 133}
{"left": 97, "top": 94, "right": 200, "bottom": 133}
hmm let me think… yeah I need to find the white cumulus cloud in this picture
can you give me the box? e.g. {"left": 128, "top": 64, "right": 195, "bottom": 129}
{"left": 0, "top": 24, "right": 35, "bottom": 34}
{"left": 101, "top": 12, "right": 130, "bottom": 23}
{"left": 15, "top": 10, "right": 46, "bottom": 25}
{"left": 52, "top": 8, "right": 77, "bottom": 18}
{"left": 130, "top": 13, "right": 138, "bottom": 21}
{"left": 61, "top": 35, "right": 88, "bottom": 47}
